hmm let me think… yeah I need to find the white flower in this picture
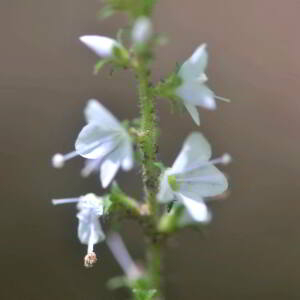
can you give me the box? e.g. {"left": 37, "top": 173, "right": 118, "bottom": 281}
{"left": 52, "top": 99, "right": 134, "bottom": 188}
{"left": 157, "top": 132, "right": 231, "bottom": 222}
{"left": 131, "top": 17, "right": 153, "bottom": 44}
{"left": 176, "top": 44, "right": 229, "bottom": 126}
{"left": 52, "top": 193, "right": 105, "bottom": 267}
{"left": 79, "top": 35, "right": 120, "bottom": 58}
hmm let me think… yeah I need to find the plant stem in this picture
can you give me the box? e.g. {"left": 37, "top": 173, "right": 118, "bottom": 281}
{"left": 137, "top": 64, "right": 159, "bottom": 217}
{"left": 136, "top": 60, "right": 163, "bottom": 298}
{"left": 147, "top": 241, "right": 163, "bottom": 299}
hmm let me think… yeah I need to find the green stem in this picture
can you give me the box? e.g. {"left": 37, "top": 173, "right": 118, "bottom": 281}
{"left": 147, "top": 242, "right": 163, "bottom": 299}
{"left": 138, "top": 65, "right": 159, "bottom": 217}
{"left": 136, "top": 60, "right": 163, "bottom": 298}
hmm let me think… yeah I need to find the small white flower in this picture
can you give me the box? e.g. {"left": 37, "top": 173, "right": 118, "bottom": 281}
{"left": 131, "top": 17, "right": 153, "bottom": 44}
{"left": 52, "top": 99, "right": 134, "bottom": 188}
{"left": 176, "top": 44, "right": 229, "bottom": 125}
{"left": 157, "top": 132, "right": 231, "bottom": 222}
{"left": 79, "top": 35, "right": 120, "bottom": 58}
{"left": 52, "top": 193, "right": 105, "bottom": 267}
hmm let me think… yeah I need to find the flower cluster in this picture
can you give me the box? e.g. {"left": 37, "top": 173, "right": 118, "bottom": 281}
{"left": 51, "top": 13, "right": 231, "bottom": 288}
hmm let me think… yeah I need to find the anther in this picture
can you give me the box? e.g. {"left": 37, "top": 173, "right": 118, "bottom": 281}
{"left": 84, "top": 252, "right": 97, "bottom": 268}
{"left": 52, "top": 153, "right": 65, "bottom": 168}
{"left": 220, "top": 153, "right": 232, "bottom": 165}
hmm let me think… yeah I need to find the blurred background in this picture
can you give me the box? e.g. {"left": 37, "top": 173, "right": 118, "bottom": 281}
{"left": 1, "top": 0, "right": 300, "bottom": 299}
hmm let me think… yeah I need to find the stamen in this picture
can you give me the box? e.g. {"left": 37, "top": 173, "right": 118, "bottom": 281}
{"left": 52, "top": 198, "right": 80, "bottom": 205}
{"left": 87, "top": 238, "right": 94, "bottom": 254}
{"left": 52, "top": 133, "right": 121, "bottom": 169}
{"left": 174, "top": 153, "right": 232, "bottom": 175}
{"left": 51, "top": 151, "right": 78, "bottom": 168}
{"left": 84, "top": 252, "right": 97, "bottom": 268}
{"left": 215, "top": 95, "right": 231, "bottom": 103}
{"left": 221, "top": 153, "right": 232, "bottom": 164}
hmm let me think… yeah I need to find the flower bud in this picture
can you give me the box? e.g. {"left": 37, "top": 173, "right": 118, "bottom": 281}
{"left": 80, "top": 35, "right": 120, "bottom": 58}
{"left": 132, "top": 17, "right": 153, "bottom": 44}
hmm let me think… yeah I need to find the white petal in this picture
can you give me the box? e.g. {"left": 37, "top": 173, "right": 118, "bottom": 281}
{"left": 184, "top": 103, "right": 200, "bottom": 126}
{"left": 77, "top": 193, "right": 104, "bottom": 215}
{"left": 79, "top": 35, "right": 119, "bottom": 58}
{"left": 100, "top": 148, "right": 122, "bottom": 188}
{"left": 178, "top": 44, "right": 208, "bottom": 81}
{"left": 179, "top": 165, "right": 228, "bottom": 198}
{"left": 121, "top": 140, "right": 134, "bottom": 171}
{"left": 171, "top": 132, "right": 212, "bottom": 174}
{"left": 179, "top": 195, "right": 211, "bottom": 223}
{"left": 157, "top": 170, "right": 174, "bottom": 203}
{"left": 176, "top": 81, "right": 216, "bottom": 109}
{"left": 75, "top": 123, "right": 120, "bottom": 159}
{"left": 84, "top": 99, "right": 121, "bottom": 129}
{"left": 132, "top": 16, "right": 153, "bottom": 44}
{"left": 81, "top": 158, "right": 102, "bottom": 177}
{"left": 77, "top": 217, "right": 105, "bottom": 245}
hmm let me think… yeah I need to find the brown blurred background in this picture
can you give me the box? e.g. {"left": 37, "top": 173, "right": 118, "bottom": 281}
{"left": 1, "top": 0, "right": 300, "bottom": 299}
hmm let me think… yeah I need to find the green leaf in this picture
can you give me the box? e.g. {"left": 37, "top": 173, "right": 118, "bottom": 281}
{"left": 103, "top": 196, "right": 113, "bottom": 214}
{"left": 93, "top": 59, "right": 111, "bottom": 74}
{"left": 132, "top": 289, "right": 157, "bottom": 300}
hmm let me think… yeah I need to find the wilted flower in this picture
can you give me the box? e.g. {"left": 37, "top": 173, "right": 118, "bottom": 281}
{"left": 52, "top": 193, "right": 105, "bottom": 267}
{"left": 157, "top": 132, "right": 231, "bottom": 222}
{"left": 176, "top": 44, "right": 229, "bottom": 125}
{"left": 80, "top": 35, "right": 121, "bottom": 58}
{"left": 52, "top": 99, "right": 134, "bottom": 188}
{"left": 131, "top": 16, "right": 153, "bottom": 44}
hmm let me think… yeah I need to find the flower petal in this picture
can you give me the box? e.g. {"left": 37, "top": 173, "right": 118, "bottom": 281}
{"left": 179, "top": 194, "right": 211, "bottom": 223}
{"left": 176, "top": 81, "right": 216, "bottom": 109}
{"left": 79, "top": 35, "right": 119, "bottom": 58}
{"left": 179, "top": 165, "right": 228, "bottom": 198}
{"left": 100, "top": 147, "right": 122, "bottom": 188}
{"left": 132, "top": 16, "right": 153, "bottom": 44}
{"left": 178, "top": 44, "right": 208, "bottom": 81}
{"left": 77, "top": 216, "right": 105, "bottom": 245}
{"left": 184, "top": 103, "right": 200, "bottom": 126}
{"left": 84, "top": 99, "right": 121, "bottom": 129}
{"left": 157, "top": 170, "right": 174, "bottom": 203}
{"left": 121, "top": 140, "right": 134, "bottom": 171}
{"left": 75, "top": 123, "right": 121, "bottom": 159}
{"left": 171, "top": 132, "right": 212, "bottom": 174}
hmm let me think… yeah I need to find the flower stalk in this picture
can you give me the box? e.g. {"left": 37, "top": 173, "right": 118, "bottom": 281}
{"left": 135, "top": 49, "right": 163, "bottom": 298}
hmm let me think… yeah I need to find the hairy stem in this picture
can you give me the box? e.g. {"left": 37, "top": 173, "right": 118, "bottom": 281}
{"left": 138, "top": 65, "right": 159, "bottom": 217}
{"left": 136, "top": 61, "right": 162, "bottom": 298}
